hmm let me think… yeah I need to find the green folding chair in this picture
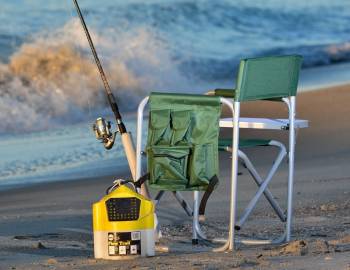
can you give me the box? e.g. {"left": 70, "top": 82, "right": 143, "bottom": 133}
{"left": 135, "top": 92, "right": 236, "bottom": 244}
{"left": 210, "top": 55, "right": 303, "bottom": 251}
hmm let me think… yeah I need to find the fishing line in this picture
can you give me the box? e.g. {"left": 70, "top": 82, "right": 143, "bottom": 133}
{"left": 72, "top": 0, "right": 127, "bottom": 134}
{"left": 64, "top": 0, "right": 94, "bottom": 122}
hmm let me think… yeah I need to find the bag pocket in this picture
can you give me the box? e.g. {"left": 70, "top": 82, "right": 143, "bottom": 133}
{"left": 148, "top": 145, "right": 191, "bottom": 187}
{"left": 149, "top": 109, "right": 171, "bottom": 145}
{"left": 170, "top": 110, "right": 192, "bottom": 145}
{"left": 188, "top": 143, "right": 216, "bottom": 188}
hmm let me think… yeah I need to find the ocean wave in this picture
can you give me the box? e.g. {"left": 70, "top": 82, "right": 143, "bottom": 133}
{"left": 0, "top": 19, "right": 189, "bottom": 134}
{"left": 261, "top": 43, "right": 350, "bottom": 67}
{"left": 179, "top": 42, "right": 350, "bottom": 81}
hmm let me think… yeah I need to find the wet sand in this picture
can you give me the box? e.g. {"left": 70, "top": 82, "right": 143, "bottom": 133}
{"left": 0, "top": 84, "right": 350, "bottom": 269}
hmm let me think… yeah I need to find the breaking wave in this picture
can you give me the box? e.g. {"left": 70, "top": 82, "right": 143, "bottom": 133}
{"left": 0, "top": 19, "right": 189, "bottom": 134}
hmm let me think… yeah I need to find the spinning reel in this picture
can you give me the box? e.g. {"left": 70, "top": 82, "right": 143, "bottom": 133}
{"left": 92, "top": 117, "right": 117, "bottom": 150}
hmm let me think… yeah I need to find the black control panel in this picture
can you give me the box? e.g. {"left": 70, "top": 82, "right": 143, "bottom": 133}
{"left": 106, "top": 197, "right": 141, "bottom": 221}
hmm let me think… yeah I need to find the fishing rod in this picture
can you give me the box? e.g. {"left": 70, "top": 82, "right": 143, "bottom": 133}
{"left": 72, "top": 0, "right": 125, "bottom": 135}
{"left": 72, "top": 0, "right": 149, "bottom": 197}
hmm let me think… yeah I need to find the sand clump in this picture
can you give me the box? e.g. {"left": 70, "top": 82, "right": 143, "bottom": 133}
{"left": 308, "top": 240, "right": 330, "bottom": 254}
{"left": 328, "top": 235, "right": 350, "bottom": 253}
{"left": 320, "top": 203, "right": 338, "bottom": 212}
{"left": 265, "top": 235, "right": 350, "bottom": 258}
{"left": 328, "top": 234, "right": 350, "bottom": 245}
{"left": 269, "top": 240, "right": 308, "bottom": 256}
{"left": 46, "top": 258, "right": 58, "bottom": 265}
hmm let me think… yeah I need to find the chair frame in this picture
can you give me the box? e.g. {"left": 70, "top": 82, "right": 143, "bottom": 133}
{"left": 135, "top": 94, "right": 297, "bottom": 252}
{"left": 214, "top": 54, "right": 302, "bottom": 251}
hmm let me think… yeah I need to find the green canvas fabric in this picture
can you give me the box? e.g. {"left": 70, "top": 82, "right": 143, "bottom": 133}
{"left": 147, "top": 92, "right": 221, "bottom": 191}
{"left": 235, "top": 55, "right": 302, "bottom": 102}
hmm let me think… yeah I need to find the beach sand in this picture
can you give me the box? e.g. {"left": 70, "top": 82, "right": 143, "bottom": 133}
{"left": 1, "top": 84, "right": 350, "bottom": 269}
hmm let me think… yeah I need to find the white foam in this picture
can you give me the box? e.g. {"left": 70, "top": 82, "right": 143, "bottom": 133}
{"left": 0, "top": 19, "right": 190, "bottom": 134}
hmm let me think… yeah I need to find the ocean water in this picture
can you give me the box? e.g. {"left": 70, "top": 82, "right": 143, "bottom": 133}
{"left": 0, "top": 0, "right": 350, "bottom": 188}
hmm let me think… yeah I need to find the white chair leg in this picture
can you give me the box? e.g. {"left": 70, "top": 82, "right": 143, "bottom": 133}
{"left": 226, "top": 101, "right": 240, "bottom": 251}
{"left": 192, "top": 191, "right": 199, "bottom": 244}
{"left": 286, "top": 96, "right": 296, "bottom": 241}
{"left": 193, "top": 191, "right": 207, "bottom": 240}
{"left": 212, "top": 99, "right": 238, "bottom": 252}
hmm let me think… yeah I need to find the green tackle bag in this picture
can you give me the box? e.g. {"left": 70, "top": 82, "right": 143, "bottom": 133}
{"left": 145, "top": 92, "right": 221, "bottom": 196}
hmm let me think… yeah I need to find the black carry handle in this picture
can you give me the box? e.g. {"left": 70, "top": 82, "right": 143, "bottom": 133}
{"left": 198, "top": 175, "right": 219, "bottom": 217}
{"left": 134, "top": 173, "right": 150, "bottom": 189}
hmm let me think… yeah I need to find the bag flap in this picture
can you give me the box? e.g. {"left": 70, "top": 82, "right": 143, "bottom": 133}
{"left": 150, "top": 109, "right": 170, "bottom": 129}
{"left": 171, "top": 110, "right": 191, "bottom": 130}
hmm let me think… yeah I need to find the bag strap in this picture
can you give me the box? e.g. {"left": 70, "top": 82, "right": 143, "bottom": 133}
{"left": 134, "top": 173, "right": 150, "bottom": 189}
{"left": 199, "top": 175, "right": 219, "bottom": 217}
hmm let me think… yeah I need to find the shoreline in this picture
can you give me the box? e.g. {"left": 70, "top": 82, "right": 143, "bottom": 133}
{"left": 299, "top": 62, "right": 350, "bottom": 91}
{"left": 0, "top": 61, "right": 350, "bottom": 192}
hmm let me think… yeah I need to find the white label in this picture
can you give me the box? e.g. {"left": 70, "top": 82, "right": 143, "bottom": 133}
{"left": 119, "top": 246, "right": 126, "bottom": 255}
{"left": 131, "top": 231, "right": 141, "bottom": 240}
{"left": 130, "top": 245, "right": 138, "bottom": 255}
{"left": 108, "top": 245, "right": 115, "bottom": 255}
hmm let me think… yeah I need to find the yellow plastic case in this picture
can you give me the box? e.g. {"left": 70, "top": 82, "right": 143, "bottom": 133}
{"left": 93, "top": 184, "right": 155, "bottom": 259}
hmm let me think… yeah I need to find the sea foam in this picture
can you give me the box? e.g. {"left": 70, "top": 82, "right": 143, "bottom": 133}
{"left": 0, "top": 19, "right": 189, "bottom": 134}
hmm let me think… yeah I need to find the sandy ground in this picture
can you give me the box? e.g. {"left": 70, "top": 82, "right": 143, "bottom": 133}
{"left": 1, "top": 84, "right": 350, "bottom": 269}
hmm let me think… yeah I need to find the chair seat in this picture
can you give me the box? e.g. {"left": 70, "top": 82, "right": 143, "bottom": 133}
{"left": 219, "top": 138, "right": 271, "bottom": 151}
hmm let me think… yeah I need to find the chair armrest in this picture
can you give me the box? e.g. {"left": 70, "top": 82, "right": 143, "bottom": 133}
{"left": 207, "top": 89, "right": 284, "bottom": 102}
{"left": 207, "top": 88, "right": 236, "bottom": 98}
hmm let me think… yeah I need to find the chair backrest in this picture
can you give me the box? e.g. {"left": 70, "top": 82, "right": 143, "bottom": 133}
{"left": 146, "top": 92, "right": 221, "bottom": 191}
{"left": 235, "top": 55, "right": 303, "bottom": 102}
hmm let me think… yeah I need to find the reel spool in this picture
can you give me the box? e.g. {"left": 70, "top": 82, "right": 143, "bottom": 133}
{"left": 92, "top": 117, "right": 116, "bottom": 150}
